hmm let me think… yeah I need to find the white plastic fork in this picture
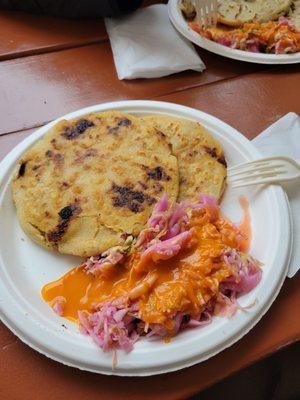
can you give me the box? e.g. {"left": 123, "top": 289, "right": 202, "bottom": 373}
{"left": 227, "top": 156, "right": 300, "bottom": 189}
{"left": 194, "top": 0, "right": 218, "bottom": 29}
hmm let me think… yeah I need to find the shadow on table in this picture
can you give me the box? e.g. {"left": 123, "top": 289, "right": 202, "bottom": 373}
{"left": 190, "top": 341, "right": 300, "bottom": 400}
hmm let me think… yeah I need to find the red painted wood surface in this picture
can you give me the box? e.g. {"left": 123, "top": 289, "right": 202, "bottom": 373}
{"left": 0, "top": 44, "right": 266, "bottom": 135}
{"left": 0, "top": 4, "right": 299, "bottom": 400}
{"left": 0, "top": 0, "right": 165, "bottom": 60}
{"left": 156, "top": 67, "right": 300, "bottom": 139}
{"left": 0, "top": 11, "right": 107, "bottom": 60}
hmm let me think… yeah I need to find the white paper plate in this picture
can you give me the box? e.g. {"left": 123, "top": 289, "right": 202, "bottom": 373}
{"left": 0, "top": 100, "right": 292, "bottom": 376}
{"left": 168, "top": 0, "right": 300, "bottom": 64}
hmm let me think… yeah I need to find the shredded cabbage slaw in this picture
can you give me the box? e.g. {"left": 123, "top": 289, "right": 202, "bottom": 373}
{"left": 190, "top": 17, "right": 300, "bottom": 54}
{"left": 44, "top": 194, "right": 262, "bottom": 356}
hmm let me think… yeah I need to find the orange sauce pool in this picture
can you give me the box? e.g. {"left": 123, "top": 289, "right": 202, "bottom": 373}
{"left": 42, "top": 200, "right": 251, "bottom": 328}
{"left": 238, "top": 196, "right": 251, "bottom": 253}
{"left": 42, "top": 258, "right": 174, "bottom": 323}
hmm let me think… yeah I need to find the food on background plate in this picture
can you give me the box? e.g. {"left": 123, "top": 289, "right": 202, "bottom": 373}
{"left": 289, "top": 0, "right": 300, "bottom": 29}
{"left": 216, "top": 0, "right": 292, "bottom": 27}
{"left": 42, "top": 194, "right": 262, "bottom": 354}
{"left": 12, "top": 111, "right": 226, "bottom": 257}
{"left": 191, "top": 18, "right": 300, "bottom": 54}
{"left": 181, "top": 0, "right": 300, "bottom": 54}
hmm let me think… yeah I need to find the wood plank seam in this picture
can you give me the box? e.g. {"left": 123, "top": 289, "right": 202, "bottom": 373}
{"left": 0, "top": 37, "right": 108, "bottom": 62}
{"left": 187, "top": 340, "right": 300, "bottom": 399}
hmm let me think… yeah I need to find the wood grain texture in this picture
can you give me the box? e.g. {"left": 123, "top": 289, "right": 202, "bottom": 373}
{"left": 0, "top": 11, "right": 107, "bottom": 60}
{"left": 0, "top": 44, "right": 266, "bottom": 135}
{"left": 0, "top": 0, "right": 165, "bottom": 61}
{"left": 156, "top": 67, "right": 300, "bottom": 139}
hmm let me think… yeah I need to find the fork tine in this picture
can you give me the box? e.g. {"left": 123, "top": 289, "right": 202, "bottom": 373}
{"left": 194, "top": 0, "right": 215, "bottom": 29}
{"left": 231, "top": 176, "right": 284, "bottom": 189}
{"left": 212, "top": 0, "right": 218, "bottom": 22}
{"left": 228, "top": 156, "right": 299, "bottom": 173}
{"left": 209, "top": 0, "right": 216, "bottom": 26}
{"left": 228, "top": 158, "right": 279, "bottom": 169}
{"left": 202, "top": 0, "right": 209, "bottom": 28}
{"left": 194, "top": 0, "right": 202, "bottom": 28}
{"left": 210, "top": 0, "right": 218, "bottom": 26}
{"left": 228, "top": 160, "right": 274, "bottom": 172}
{"left": 227, "top": 162, "right": 281, "bottom": 174}
{"left": 228, "top": 170, "right": 287, "bottom": 183}
{"left": 200, "top": 2, "right": 206, "bottom": 28}
{"left": 228, "top": 164, "right": 285, "bottom": 178}
{"left": 200, "top": 6, "right": 205, "bottom": 28}
{"left": 207, "top": 0, "right": 214, "bottom": 27}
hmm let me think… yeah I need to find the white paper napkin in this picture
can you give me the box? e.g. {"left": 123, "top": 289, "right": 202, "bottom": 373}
{"left": 252, "top": 113, "right": 300, "bottom": 278}
{"left": 105, "top": 4, "right": 205, "bottom": 80}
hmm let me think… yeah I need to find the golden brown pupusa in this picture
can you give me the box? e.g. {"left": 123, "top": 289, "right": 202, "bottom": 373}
{"left": 13, "top": 111, "right": 227, "bottom": 258}
{"left": 12, "top": 111, "right": 179, "bottom": 257}
{"left": 142, "top": 115, "right": 227, "bottom": 202}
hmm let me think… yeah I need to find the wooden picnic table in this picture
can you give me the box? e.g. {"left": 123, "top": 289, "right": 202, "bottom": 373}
{"left": 0, "top": 5, "right": 299, "bottom": 400}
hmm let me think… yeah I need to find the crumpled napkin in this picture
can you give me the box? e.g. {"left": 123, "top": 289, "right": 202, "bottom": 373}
{"left": 253, "top": 113, "right": 300, "bottom": 278}
{"left": 105, "top": 4, "right": 205, "bottom": 80}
